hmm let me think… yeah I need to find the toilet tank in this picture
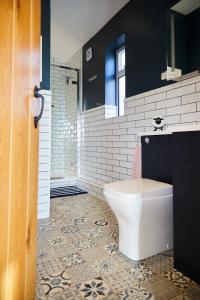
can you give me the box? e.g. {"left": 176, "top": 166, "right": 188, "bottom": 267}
{"left": 141, "top": 134, "right": 173, "bottom": 184}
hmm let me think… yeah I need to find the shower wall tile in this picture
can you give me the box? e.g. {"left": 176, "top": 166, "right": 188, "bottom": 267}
{"left": 50, "top": 50, "right": 82, "bottom": 184}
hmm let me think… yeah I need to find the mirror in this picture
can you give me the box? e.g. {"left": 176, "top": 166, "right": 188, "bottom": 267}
{"left": 162, "top": 0, "right": 200, "bottom": 81}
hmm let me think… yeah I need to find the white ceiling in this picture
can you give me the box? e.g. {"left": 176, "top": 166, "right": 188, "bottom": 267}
{"left": 51, "top": 0, "right": 129, "bottom": 62}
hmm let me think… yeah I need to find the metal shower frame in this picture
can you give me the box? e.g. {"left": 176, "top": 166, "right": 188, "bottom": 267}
{"left": 51, "top": 63, "right": 80, "bottom": 109}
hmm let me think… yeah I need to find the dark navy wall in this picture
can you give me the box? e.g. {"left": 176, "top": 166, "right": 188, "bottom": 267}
{"left": 82, "top": 0, "right": 181, "bottom": 111}
{"left": 41, "top": 0, "right": 50, "bottom": 90}
{"left": 188, "top": 8, "right": 200, "bottom": 72}
{"left": 41, "top": 0, "right": 199, "bottom": 98}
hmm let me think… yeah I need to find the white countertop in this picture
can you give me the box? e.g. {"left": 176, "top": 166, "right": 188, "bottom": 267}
{"left": 138, "top": 125, "right": 200, "bottom": 137}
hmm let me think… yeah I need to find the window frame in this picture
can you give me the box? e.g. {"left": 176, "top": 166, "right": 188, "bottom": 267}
{"left": 116, "top": 46, "right": 125, "bottom": 116}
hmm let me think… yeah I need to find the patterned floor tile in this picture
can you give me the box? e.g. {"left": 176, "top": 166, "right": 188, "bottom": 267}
{"left": 142, "top": 253, "right": 174, "bottom": 274}
{"left": 142, "top": 275, "right": 183, "bottom": 300}
{"left": 77, "top": 277, "right": 112, "bottom": 300}
{"left": 66, "top": 262, "right": 100, "bottom": 285}
{"left": 92, "top": 257, "right": 116, "bottom": 275}
{"left": 82, "top": 227, "right": 105, "bottom": 239}
{"left": 49, "top": 242, "right": 77, "bottom": 259}
{"left": 72, "top": 216, "right": 89, "bottom": 225}
{"left": 103, "top": 269, "right": 139, "bottom": 294}
{"left": 185, "top": 283, "right": 200, "bottom": 299}
{"left": 103, "top": 243, "right": 118, "bottom": 255}
{"left": 38, "top": 258, "right": 65, "bottom": 278}
{"left": 163, "top": 270, "right": 194, "bottom": 289}
{"left": 119, "top": 285, "right": 155, "bottom": 300}
{"left": 94, "top": 220, "right": 109, "bottom": 227}
{"left": 80, "top": 247, "right": 109, "bottom": 264}
{"left": 40, "top": 271, "right": 73, "bottom": 296}
{"left": 59, "top": 252, "right": 86, "bottom": 268}
{"left": 71, "top": 238, "right": 97, "bottom": 251}
{"left": 36, "top": 194, "right": 200, "bottom": 300}
{"left": 46, "top": 287, "right": 81, "bottom": 300}
{"left": 103, "top": 294, "right": 120, "bottom": 300}
{"left": 61, "top": 225, "right": 80, "bottom": 235}
{"left": 170, "top": 296, "right": 193, "bottom": 300}
{"left": 48, "top": 236, "right": 67, "bottom": 247}
{"left": 36, "top": 278, "right": 47, "bottom": 300}
{"left": 126, "top": 263, "right": 157, "bottom": 282}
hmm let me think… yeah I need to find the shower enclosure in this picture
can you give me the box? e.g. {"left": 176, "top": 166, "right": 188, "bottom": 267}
{"left": 50, "top": 63, "right": 80, "bottom": 189}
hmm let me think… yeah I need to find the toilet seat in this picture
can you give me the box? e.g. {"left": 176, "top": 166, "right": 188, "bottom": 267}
{"left": 104, "top": 178, "right": 172, "bottom": 201}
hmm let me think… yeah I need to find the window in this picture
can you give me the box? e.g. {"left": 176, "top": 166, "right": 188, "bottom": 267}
{"left": 116, "top": 46, "right": 126, "bottom": 116}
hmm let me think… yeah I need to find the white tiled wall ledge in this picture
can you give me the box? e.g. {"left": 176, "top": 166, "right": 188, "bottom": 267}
{"left": 78, "top": 75, "right": 200, "bottom": 199}
{"left": 138, "top": 125, "right": 200, "bottom": 137}
{"left": 38, "top": 89, "right": 51, "bottom": 219}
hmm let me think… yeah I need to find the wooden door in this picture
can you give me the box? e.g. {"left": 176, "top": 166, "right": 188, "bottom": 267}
{"left": 0, "top": 0, "right": 40, "bottom": 299}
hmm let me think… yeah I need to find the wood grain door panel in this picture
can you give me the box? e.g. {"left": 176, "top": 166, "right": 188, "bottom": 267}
{"left": 0, "top": 0, "right": 40, "bottom": 299}
{"left": 0, "top": 0, "right": 14, "bottom": 298}
{"left": 25, "top": 0, "right": 40, "bottom": 297}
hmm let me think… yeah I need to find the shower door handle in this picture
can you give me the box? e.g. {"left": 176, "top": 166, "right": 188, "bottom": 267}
{"left": 34, "top": 86, "right": 45, "bottom": 129}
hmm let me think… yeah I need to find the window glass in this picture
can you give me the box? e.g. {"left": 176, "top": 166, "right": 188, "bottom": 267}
{"left": 118, "top": 76, "right": 125, "bottom": 116}
{"left": 116, "top": 47, "right": 125, "bottom": 116}
{"left": 117, "top": 48, "right": 125, "bottom": 72}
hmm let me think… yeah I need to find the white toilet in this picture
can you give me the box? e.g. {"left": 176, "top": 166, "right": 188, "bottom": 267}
{"left": 103, "top": 178, "right": 173, "bottom": 261}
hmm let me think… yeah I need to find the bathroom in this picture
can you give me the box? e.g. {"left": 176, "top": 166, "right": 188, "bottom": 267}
{"left": 37, "top": 0, "right": 200, "bottom": 299}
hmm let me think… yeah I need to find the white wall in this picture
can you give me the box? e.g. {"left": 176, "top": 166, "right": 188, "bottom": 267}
{"left": 51, "top": 0, "right": 129, "bottom": 62}
{"left": 38, "top": 90, "right": 51, "bottom": 219}
{"left": 78, "top": 76, "right": 200, "bottom": 199}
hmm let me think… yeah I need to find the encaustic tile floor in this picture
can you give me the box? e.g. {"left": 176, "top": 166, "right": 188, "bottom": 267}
{"left": 36, "top": 194, "right": 200, "bottom": 300}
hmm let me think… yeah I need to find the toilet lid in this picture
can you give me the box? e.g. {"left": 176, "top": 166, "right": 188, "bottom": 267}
{"left": 104, "top": 178, "right": 172, "bottom": 200}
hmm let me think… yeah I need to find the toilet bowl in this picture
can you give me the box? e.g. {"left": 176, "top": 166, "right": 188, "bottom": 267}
{"left": 103, "top": 178, "right": 173, "bottom": 261}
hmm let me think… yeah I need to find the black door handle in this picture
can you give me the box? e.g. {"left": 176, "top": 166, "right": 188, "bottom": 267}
{"left": 34, "top": 86, "right": 44, "bottom": 129}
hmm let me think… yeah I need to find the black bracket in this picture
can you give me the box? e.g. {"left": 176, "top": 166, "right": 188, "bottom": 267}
{"left": 34, "top": 86, "right": 44, "bottom": 129}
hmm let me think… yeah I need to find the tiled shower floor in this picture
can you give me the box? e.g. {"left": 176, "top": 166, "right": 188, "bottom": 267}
{"left": 36, "top": 195, "right": 200, "bottom": 300}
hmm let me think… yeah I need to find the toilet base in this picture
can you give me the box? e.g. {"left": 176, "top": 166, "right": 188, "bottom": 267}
{"left": 104, "top": 190, "right": 173, "bottom": 261}
{"left": 119, "top": 234, "right": 173, "bottom": 261}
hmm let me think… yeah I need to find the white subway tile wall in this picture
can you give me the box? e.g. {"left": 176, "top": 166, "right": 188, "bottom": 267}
{"left": 50, "top": 49, "right": 82, "bottom": 185}
{"left": 78, "top": 75, "right": 200, "bottom": 199}
{"left": 38, "top": 90, "right": 51, "bottom": 219}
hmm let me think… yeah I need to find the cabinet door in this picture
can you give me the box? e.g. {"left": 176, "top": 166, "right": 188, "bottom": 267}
{"left": 173, "top": 131, "right": 200, "bottom": 162}
{"left": 142, "top": 135, "right": 172, "bottom": 184}
{"left": 173, "top": 161, "right": 200, "bottom": 272}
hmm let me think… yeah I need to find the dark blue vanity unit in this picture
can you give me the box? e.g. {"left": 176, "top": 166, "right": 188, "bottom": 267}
{"left": 141, "top": 130, "right": 200, "bottom": 284}
{"left": 173, "top": 131, "right": 200, "bottom": 284}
